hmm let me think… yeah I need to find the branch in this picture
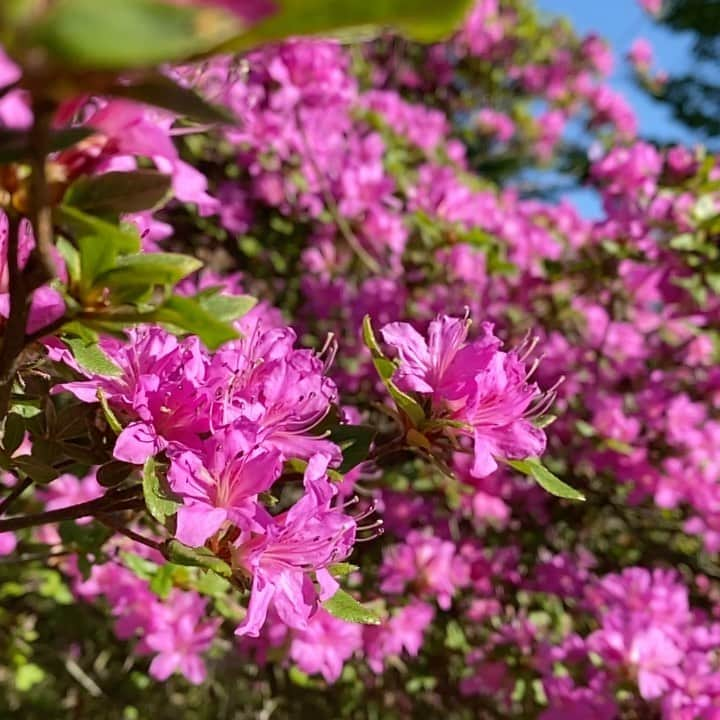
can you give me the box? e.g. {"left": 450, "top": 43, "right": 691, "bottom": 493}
{"left": 25, "top": 96, "right": 58, "bottom": 290}
{"left": 295, "top": 109, "right": 382, "bottom": 274}
{"left": 96, "top": 513, "right": 164, "bottom": 553}
{"left": 0, "top": 477, "right": 32, "bottom": 517}
{"left": 0, "top": 485, "right": 143, "bottom": 533}
{"left": 0, "top": 213, "right": 29, "bottom": 421}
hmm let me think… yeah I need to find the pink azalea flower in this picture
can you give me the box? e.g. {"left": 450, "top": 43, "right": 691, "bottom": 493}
{"left": 379, "top": 530, "right": 466, "bottom": 610}
{"left": 167, "top": 423, "right": 283, "bottom": 547}
{"left": 234, "top": 455, "right": 356, "bottom": 637}
{"left": 381, "top": 314, "right": 547, "bottom": 477}
{"left": 289, "top": 608, "right": 363, "bottom": 682}
{"left": 146, "top": 591, "right": 220, "bottom": 685}
{"left": 0, "top": 532, "right": 16, "bottom": 555}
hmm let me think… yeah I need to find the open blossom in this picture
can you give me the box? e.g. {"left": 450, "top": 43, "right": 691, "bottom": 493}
{"left": 233, "top": 455, "right": 356, "bottom": 637}
{"left": 146, "top": 591, "right": 220, "bottom": 685}
{"left": 289, "top": 609, "right": 363, "bottom": 682}
{"left": 208, "top": 324, "right": 340, "bottom": 463}
{"left": 381, "top": 314, "right": 548, "bottom": 477}
{"left": 363, "top": 601, "right": 435, "bottom": 673}
{"left": 379, "top": 530, "right": 466, "bottom": 609}
{"left": 167, "top": 423, "right": 283, "bottom": 547}
{"left": 59, "top": 326, "right": 211, "bottom": 464}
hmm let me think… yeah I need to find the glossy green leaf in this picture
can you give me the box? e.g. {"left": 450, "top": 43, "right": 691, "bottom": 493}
{"left": 96, "top": 460, "right": 135, "bottom": 488}
{"left": 322, "top": 588, "right": 381, "bottom": 625}
{"left": 108, "top": 73, "right": 236, "bottom": 124}
{"left": 55, "top": 205, "right": 141, "bottom": 254}
{"left": 149, "top": 563, "right": 175, "bottom": 598}
{"left": 508, "top": 458, "right": 586, "bottom": 501}
{"left": 142, "top": 457, "right": 182, "bottom": 524}
{"left": 32, "top": 0, "right": 238, "bottom": 70}
{"left": 64, "top": 170, "right": 172, "bottom": 215}
{"left": 64, "top": 336, "right": 123, "bottom": 376}
{"left": 195, "top": 291, "right": 258, "bottom": 323}
{"left": 77, "top": 235, "right": 117, "bottom": 290}
{"left": 151, "top": 295, "right": 240, "bottom": 350}
{"left": 94, "top": 253, "right": 203, "bottom": 289}
{"left": 163, "top": 540, "right": 232, "bottom": 578}
{"left": 2, "top": 412, "right": 25, "bottom": 455}
{"left": 222, "top": 0, "right": 474, "bottom": 51}
{"left": 329, "top": 424, "right": 376, "bottom": 473}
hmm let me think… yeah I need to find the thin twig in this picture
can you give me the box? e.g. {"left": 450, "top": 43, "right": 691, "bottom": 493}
{"left": 295, "top": 109, "right": 382, "bottom": 274}
{"left": 0, "top": 477, "right": 32, "bottom": 517}
{"left": 0, "top": 549, "right": 72, "bottom": 565}
{"left": 96, "top": 514, "right": 164, "bottom": 553}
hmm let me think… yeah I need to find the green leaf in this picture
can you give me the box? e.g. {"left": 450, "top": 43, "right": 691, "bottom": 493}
{"left": 142, "top": 457, "right": 182, "bottom": 524}
{"left": 0, "top": 127, "right": 93, "bottom": 163}
{"left": 362, "top": 315, "right": 425, "bottom": 427}
{"left": 64, "top": 170, "right": 172, "bottom": 215}
{"left": 55, "top": 205, "right": 141, "bottom": 254}
{"left": 151, "top": 295, "right": 240, "bottom": 350}
{"left": 32, "top": 0, "right": 238, "bottom": 70}
{"left": 149, "top": 563, "right": 175, "bottom": 598}
{"left": 97, "top": 389, "right": 123, "bottom": 435}
{"left": 194, "top": 571, "right": 232, "bottom": 598}
{"left": 16, "top": 664, "right": 45, "bottom": 692}
{"left": 329, "top": 424, "right": 376, "bottom": 473}
{"left": 2, "top": 412, "right": 25, "bottom": 455}
{"left": 56, "top": 237, "right": 81, "bottom": 285}
{"left": 108, "top": 73, "right": 236, "bottom": 124}
{"left": 95, "top": 253, "right": 203, "bottom": 289}
{"left": 508, "top": 458, "right": 585, "bottom": 501}
{"left": 59, "top": 520, "right": 112, "bottom": 553}
{"left": 96, "top": 460, "right": 134, "bottom": 487}
{"left": 221, "top": 0, "right": 474, "bottom": 51}
{"left": 195, "top": 291, "right": 258, "bottom": 323}
{"left": 12, "top": 456, "right": 60, "bottom": 484}
{"left": 163, "top": 540, "right": 232, "bottom": 578}
{"left": 322, "top": 588, "right": 381, "bottom": 625}
{"left": 120, "top": 551, "right": 158, "bottom": 579}
{"left": 328, "top": 562, "right": 359, "bottom": 578}
{"left": 77, "top": 235, "right": 117, "bottom": 290}
{"left": 64, "top": 336, "right": 122, "bottom": 376}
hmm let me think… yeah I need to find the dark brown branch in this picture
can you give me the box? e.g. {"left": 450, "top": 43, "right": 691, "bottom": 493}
{"left": 0, "top": 213, "right": 29, "bottom": 422}
{"left": 25, "top": 96, "right": 58, "bottom": 290}
{"left": 0, "top": 485, "right": 143, "bottom": 533}
{"left": 0, "top": 477, "right": 32, "bottom": 517}
{"left": 96, "top": 513, "right": 164, "bottom": 553}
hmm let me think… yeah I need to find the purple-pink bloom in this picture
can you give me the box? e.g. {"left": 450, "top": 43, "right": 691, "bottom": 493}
{"left": 167, "top": 423, "right": 283, "bottom": 547}
{"left": 233, "top": 455, "right": 356, "bottom": 637}
{"left": 381, "top": 314, "right": 547, "bottom": 477}
{"left": 289, "top": 608, "right": 363, "bottom": 682}
{"left": 146, "top": 591, "right": 220, "bottom": 685}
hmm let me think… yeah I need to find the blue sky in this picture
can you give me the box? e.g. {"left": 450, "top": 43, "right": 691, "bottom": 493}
{"left": 532, "top": 0, "right": 700, "bottom": 215}
{"left": 537, "top": 0, "right": 699, "bottom": 145}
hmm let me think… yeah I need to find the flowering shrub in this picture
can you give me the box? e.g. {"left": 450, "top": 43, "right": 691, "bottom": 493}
{"left": 0, "top": 0, "right": 719, "bottom": 718}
